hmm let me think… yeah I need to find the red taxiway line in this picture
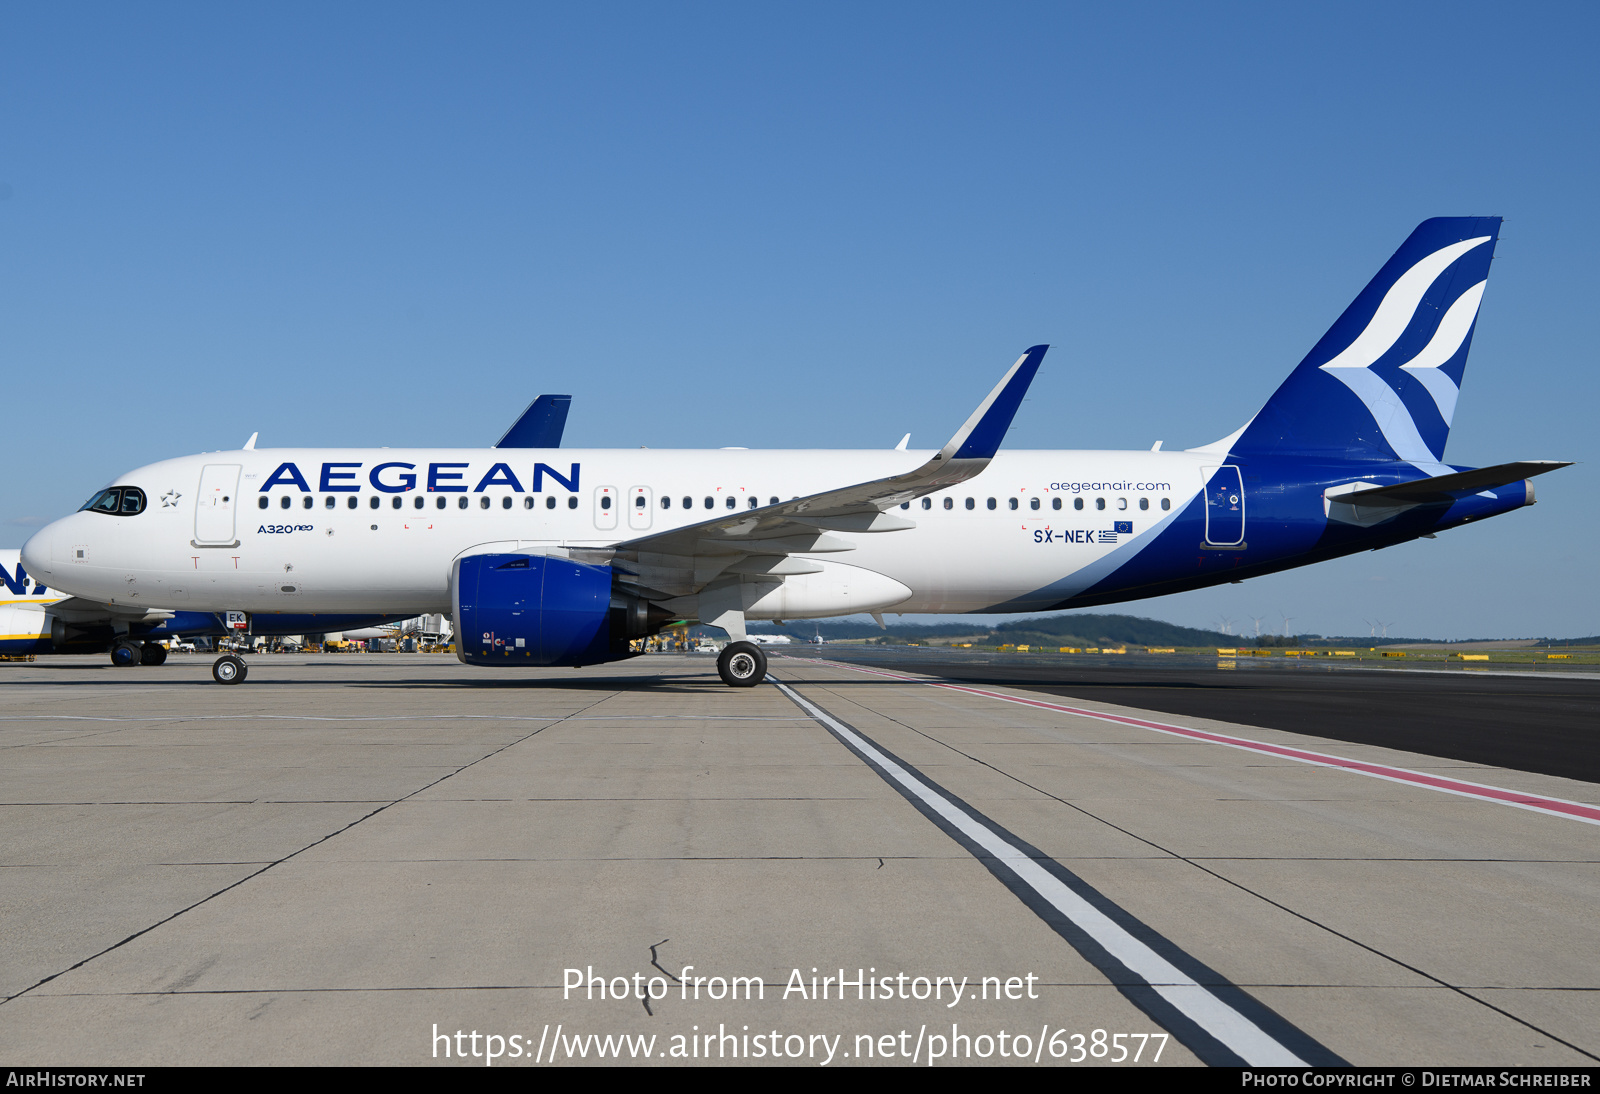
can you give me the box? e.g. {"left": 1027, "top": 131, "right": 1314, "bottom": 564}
{"left": 791, "top": 657, "right": 1600, "bottom": 827}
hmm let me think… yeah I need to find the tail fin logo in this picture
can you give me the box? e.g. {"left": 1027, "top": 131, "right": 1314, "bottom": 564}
{"left": 1318, "top": 236, "right": 1491, "bottom": 469}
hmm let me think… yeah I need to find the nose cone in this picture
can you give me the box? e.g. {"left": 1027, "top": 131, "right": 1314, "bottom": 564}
{"left": 20, "top": 519, "right": 61, "bottom": 577}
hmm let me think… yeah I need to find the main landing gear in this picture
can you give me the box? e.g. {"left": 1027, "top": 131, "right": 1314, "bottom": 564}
{"left": 212, "top": 655, "right": 248, "bottom": 684}
{"left": 717, "top": 641, "right": 767, "bottom": 687}
{"left": 109, "top": 641, "right": 169, "bottom": 666}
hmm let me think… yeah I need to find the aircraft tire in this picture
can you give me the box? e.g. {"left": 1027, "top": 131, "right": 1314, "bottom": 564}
{"left": 141, "top": 643, "right": 168, "bottom": 666}
{"left": 110, "top": 642, "right": 140, "bottom": 668}
{"left": 716, "top": 641, "right": 767, "bottom": 687}
{"left": 212, "top": 655, "right": 248, "bottom": 685}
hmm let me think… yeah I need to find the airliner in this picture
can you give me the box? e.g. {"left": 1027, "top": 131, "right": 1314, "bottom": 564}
{"left": 20, "top": 218, "right": 1566, "bottom": 686}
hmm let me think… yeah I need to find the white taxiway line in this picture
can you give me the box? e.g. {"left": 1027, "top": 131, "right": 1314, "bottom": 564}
{"left": 774, "top": 679, "right": 1319, "bottom": 1067}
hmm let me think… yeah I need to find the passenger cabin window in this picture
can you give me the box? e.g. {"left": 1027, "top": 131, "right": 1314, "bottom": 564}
{"left": 436, "top": 497, "right": 446, "bottom": 509}
{"left": 748, "top": 497, "right": 758, "bottom": 510}
{"left": 1139, "top": 497, "right": 1149, "bottom": 510}
{"left": 704, "top": 497, "right": 713, "bottom": 509}
{"left": 347, "top": 496, "right": 357, "bottom": 510}
{"left": 460, "top": 497, "right": 470, "bottom": 510}
{"left": 660, "top": 496, "right": 670, "bottom": 509}
{"left": 600, "top": 496, "right": 611, "bottom": 510}
{"left": 1117, "top": 497, "right": 1127, "bottom": 510}
{"left": 1030, "top": 498, "right": 1040, "bottom": 511}
{"left": 1095, "top": 498, "right": 1106, "bottom": 510}
{"left": 922, "top": 498, "right": 932, "bottom": 510}
{"left": 502, "top": 496, "right": 511, "bottom": 509}
{"left": 303, "top": 496, "right": 313, "bottom": 510}
{"left": 1161, "top": 498, "right": 1171, "bottom": 511}
{"left": 636, "top": 496, "right": 646, "bottom": 509}
{"left": 567, "top": 497, "right": 578, "bottom": 509}
{"left": 325, "top": 496, "right": 336, "bottom": 509}
{"left": 370, "top": 496, "right": 380, "bottom": 510}
{"left": 280, "top": 496, "right": 291, "bottom": 510}
{"left": 415, "top": 496, "right": 425, "bottom": 509}
{"left": 965, "top": 498, "right": 975, "bottom": 510}
{"left": 258, "top": 497, "right": 269, "bottom": 510}
{"left": 943, "top": 497, "right": 953, "bottom": 510}
{"left": 524, "top": 497, "right": 535, "bottom": 510}
{"left": 546, "top": 496, "right": 556, "bottom": 509}
{"left": 1009, "top": 498, "right": 1020, "bottom": 511}
{"left": 901, "top": 502, "right": 910, "bottom": 510}
{"left": 392, "top": 497, "right": 402, "bottom": 510}
{"left": 725, "top": 497, "right": 735, "bottom": 510}
{"left": 1052, "top": 497, "right": 1061, "bottom": 510}
{"left": 480, "top": 496, "right": 491, "bottom": 509}
{"left": 1074, "top": 497, "right": 1084, "bottom": 511}
{"left": 769, "top": 496, "right": 778, "bottom": 506}
{"left": 986, "top": 498, "right": 996, "bottom": 510}
{"left": 682, "top": 496, "right": 692, "bottom": 509}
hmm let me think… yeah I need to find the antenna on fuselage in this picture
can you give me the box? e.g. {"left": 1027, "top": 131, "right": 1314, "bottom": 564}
{"left": 242, "top": 432, "right": 258, "bottom": 450}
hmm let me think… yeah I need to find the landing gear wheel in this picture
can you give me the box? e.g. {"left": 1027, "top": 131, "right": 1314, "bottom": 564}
{"left": 141, "top": 643, "right": 168, "bottom": 666}
{"left": 110, "top": 641, "right": 140, "bottom": 667}
{"left": 717, "top": 641, "right": 767, "bottom": 687}
{"left": 212, "top": 655, "right": 248, "bottom": 684}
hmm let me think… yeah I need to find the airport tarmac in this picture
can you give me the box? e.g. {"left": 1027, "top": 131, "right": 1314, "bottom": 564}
{"left": 1, "top": 652, "right": 1597, "bottom": 1067}
{"left": 783, "top": 647, "right": 1600, "bottom": 783}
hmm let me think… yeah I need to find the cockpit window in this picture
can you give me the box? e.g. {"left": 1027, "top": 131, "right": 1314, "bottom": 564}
{"left": 81, "top": 487, "right": 146, "bottom": 516}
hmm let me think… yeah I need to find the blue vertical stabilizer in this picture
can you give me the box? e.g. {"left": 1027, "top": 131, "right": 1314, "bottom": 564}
{"left": 495, "top": 394, "right": 572, "bottom": 449}
{"left": 1229, "top": 218, "right": 1501, "bottom": 471}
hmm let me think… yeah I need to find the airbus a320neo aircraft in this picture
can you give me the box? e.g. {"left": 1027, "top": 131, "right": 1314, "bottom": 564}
{"left": 21, "top": 218, "right": 1567, "bottom": 686}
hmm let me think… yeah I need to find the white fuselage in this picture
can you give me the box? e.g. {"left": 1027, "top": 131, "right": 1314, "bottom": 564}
{"left": 22, "top": 447, "right": 1208, "bottom": 620}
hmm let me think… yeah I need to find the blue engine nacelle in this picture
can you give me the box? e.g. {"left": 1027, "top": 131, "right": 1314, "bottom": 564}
{"left": 452, "top": 553, "right": 669, "bottom": 668}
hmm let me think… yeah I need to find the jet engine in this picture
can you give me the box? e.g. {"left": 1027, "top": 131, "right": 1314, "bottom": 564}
{"left": 451, "top": 553, "right": 672, "bottom": 668}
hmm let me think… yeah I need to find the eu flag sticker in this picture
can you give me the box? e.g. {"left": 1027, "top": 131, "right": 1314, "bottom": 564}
{"left": 1114, "top": 521, "right": 1133, "bottom": 534}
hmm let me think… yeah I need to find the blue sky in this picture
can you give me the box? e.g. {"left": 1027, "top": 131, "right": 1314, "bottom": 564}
{"left": 3, "top": 3, "right": 1595, "bottom": 638}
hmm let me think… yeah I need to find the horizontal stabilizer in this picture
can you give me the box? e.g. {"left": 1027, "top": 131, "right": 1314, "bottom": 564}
{"left": 496, "top": 394, "right": 572, "bottom": 449}
{"left": 1344, "top": 461, "right": 1570, "bottom": 505}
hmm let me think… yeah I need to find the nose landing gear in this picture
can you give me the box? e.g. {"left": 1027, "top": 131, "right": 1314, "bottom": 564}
{"left": 212, "top": 655, "right": 248, "bottom": 684}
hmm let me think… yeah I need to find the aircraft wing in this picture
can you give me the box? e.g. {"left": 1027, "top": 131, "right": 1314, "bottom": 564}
{"left": 572, "top": 346, "right": 1047, "bottom": 631}
{"left": 1343, "top": 460, "right": 1570, "bottom": 505}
